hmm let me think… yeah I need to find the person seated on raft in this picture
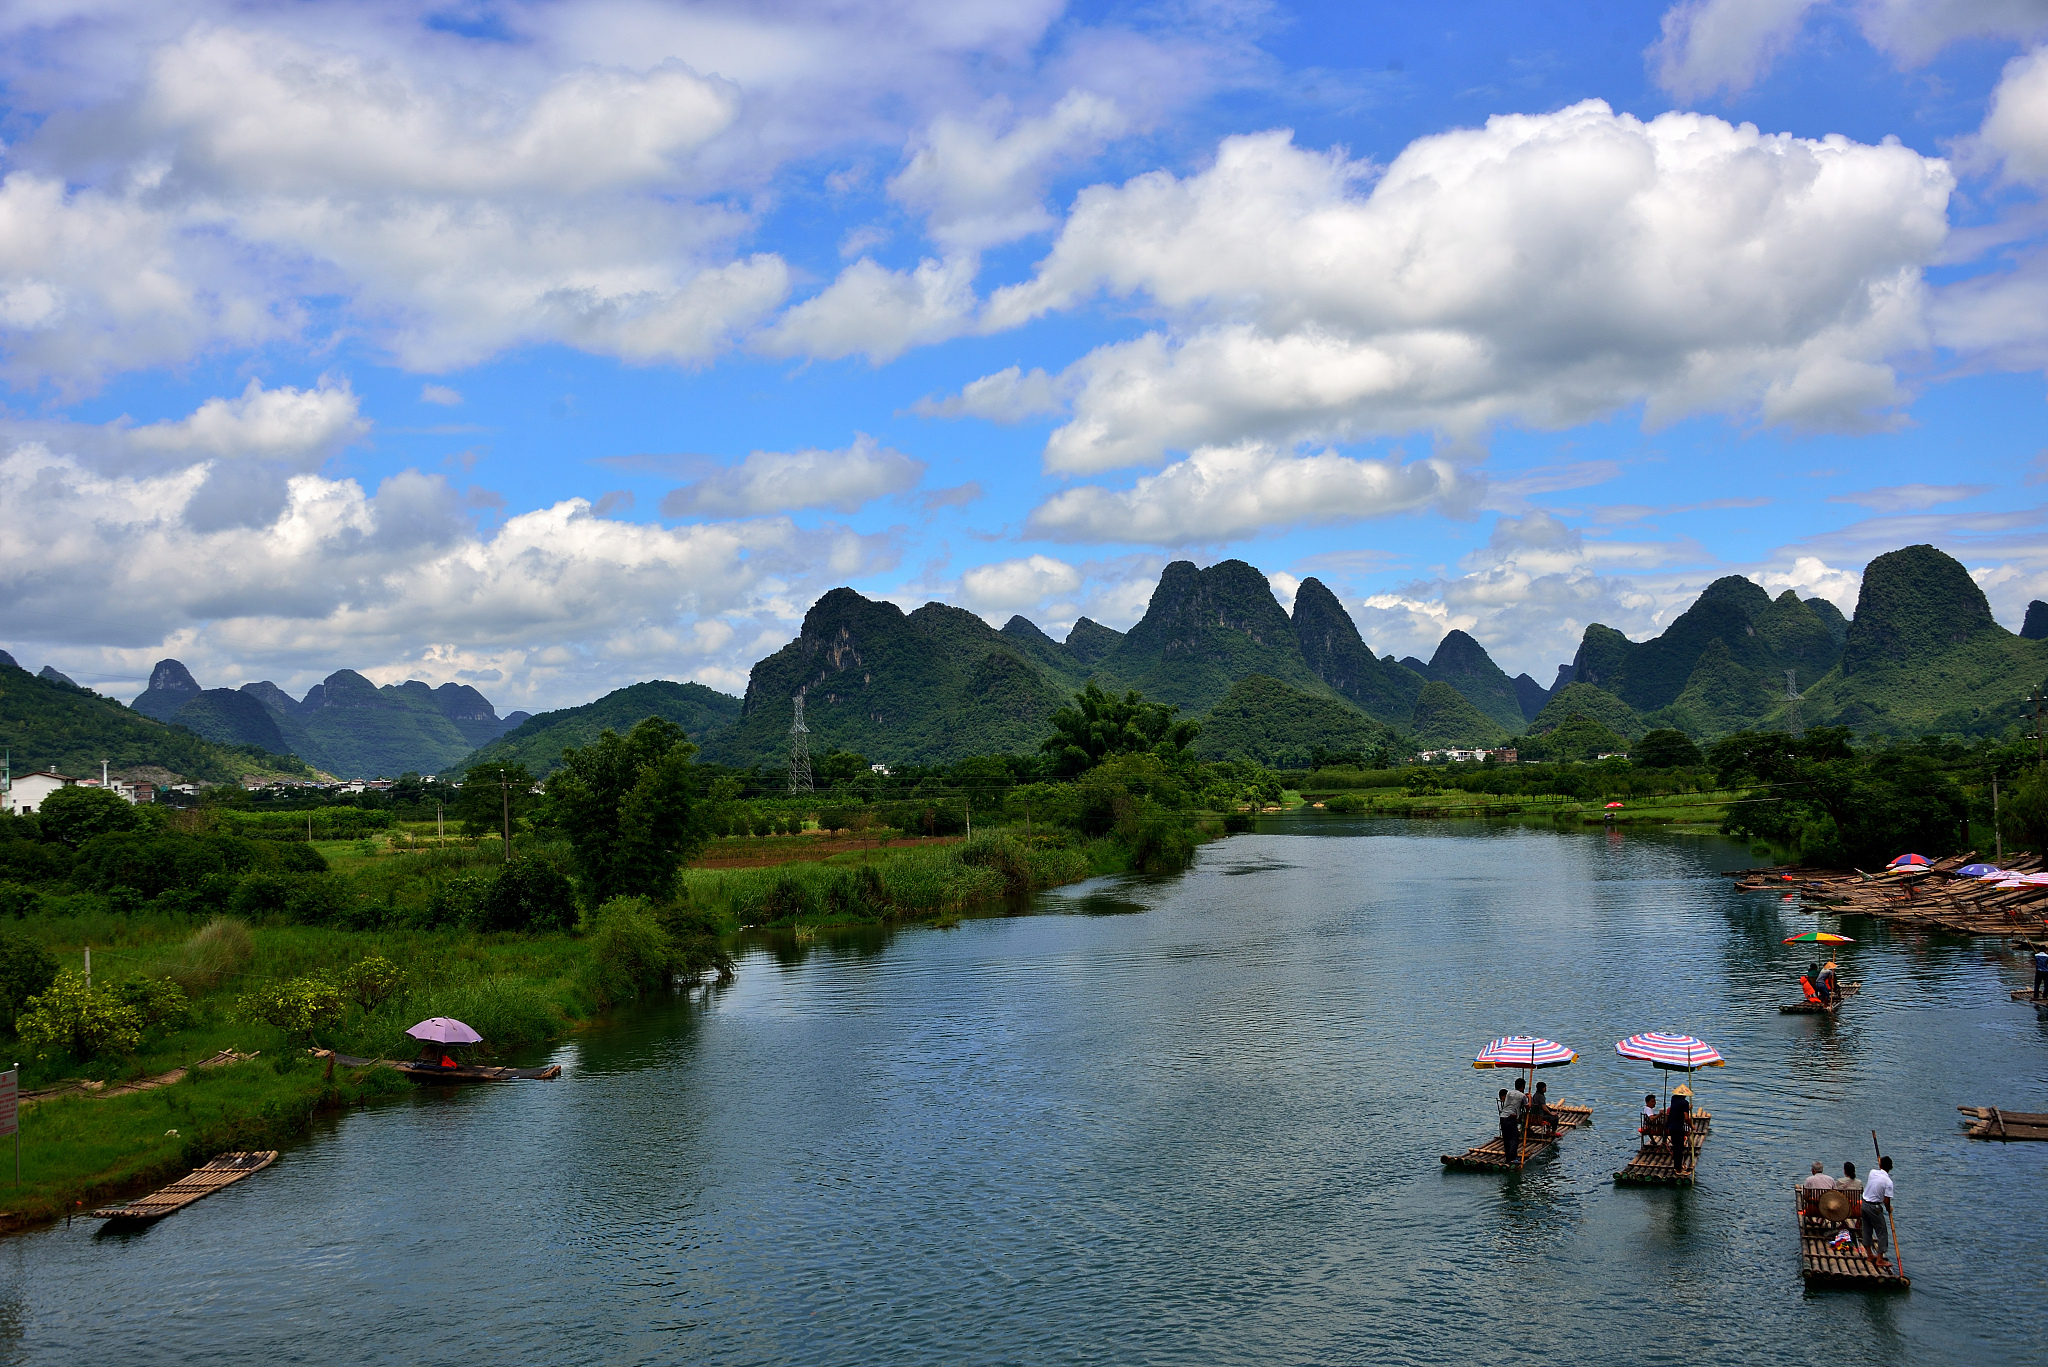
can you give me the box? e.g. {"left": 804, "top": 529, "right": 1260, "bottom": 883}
{"left": 1640, "top": 1094, "right": 1662, "bottom": 1149}
{"left": 1800, "top": 1161, "right": 1836, "bottom": 1215}
{"left": 1526, "top": 1080, "right": 1555, "bottom": 1139}
{"left": 413, "top": 1044, "right": 461, "bottom": 1070}
{"left": 1799, "top": 963, "right": 1827, "bottom": 1006}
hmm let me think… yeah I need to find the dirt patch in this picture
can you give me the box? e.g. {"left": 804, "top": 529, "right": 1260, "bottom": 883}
{"left": 691, "top": 834, "right": 965, "bottom": 870}
{"left": 21, "top": 1049, "right": 258, "bottom": 1108}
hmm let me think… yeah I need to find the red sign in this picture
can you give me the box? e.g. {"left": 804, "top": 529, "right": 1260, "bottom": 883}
{"left": 0, "top": 1069, "right": 15, "bottom": 1139}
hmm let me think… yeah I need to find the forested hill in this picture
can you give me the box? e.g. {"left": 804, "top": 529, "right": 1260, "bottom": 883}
{"left": 0, "top": 658, "right": 309, "bottom": 783}
{"left": 457, "top": 681, "right": 743, "bottom": 776}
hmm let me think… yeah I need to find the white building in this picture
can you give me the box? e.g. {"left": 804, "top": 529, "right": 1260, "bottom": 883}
{"left": 4, "top": 770, "right": 78, "bottom": 815}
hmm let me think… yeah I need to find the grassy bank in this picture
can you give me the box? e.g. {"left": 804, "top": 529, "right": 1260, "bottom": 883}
{"left": 1302, "top": 788, "right": 1739, "bottom": 826}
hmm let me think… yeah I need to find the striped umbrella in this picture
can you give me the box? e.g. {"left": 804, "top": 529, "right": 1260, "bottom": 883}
{"left": 1616, "top": 1032, "right": 1725, "bottom": 1072}
{"left": 1887, "top": 853, "right": 1930, "bottom": 869}
{"left": 1473, "top": 1035, "right": 1576, "bottom": 1070}
{"left": 1782, "top": 930, "right": 1854, "bottom": 944}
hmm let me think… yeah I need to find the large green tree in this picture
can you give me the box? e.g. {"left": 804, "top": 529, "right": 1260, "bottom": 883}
{"left": 1712, "top": 728, "right": 1969, "bottom": 866}
{"left": 547, "top": 718, "right": 707, "bottom": 904}
{"left": 1040, "top": 683, "right": 1198, "bottom": 776}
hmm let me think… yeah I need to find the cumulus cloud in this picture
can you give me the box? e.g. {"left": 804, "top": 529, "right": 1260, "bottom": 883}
{"left": 958, "top": 554, "right": 1085, "bottom": 617}
{"left": 124, "top": 377, "right": 367, "bottom": 468}
{"left": 0, "top": 435, "right": 898, "bottom": 709}
{"left": 1026, "top": 442, "right": 1468, "bottom": 545}
{"left": 758, "top": 254, "right": 978, "bottom": 364}
{"left": 911, "top": 365, "right": 1065, "bottom": 421}
{"left": 1758, "top": 554, "right": 1861, "bottom": 609}
{"left": 889, "top": 91, "right": 1128, "bottom": 251}
{"left": 960, "top": 107, "right": 1947, "bottom": 473}
{"left": 1650, "top": 0, "right": 2048, "bottom": 98}
{"left": 660, "top": 433, "right": 924, "bottom": 517}
{"left": 1977, "top": 44, "right": 2048, "bottom": 186}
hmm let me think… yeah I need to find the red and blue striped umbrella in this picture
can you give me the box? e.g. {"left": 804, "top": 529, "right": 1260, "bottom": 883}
{"left": 1473, "top": 1035, "right": 1577, "bottom": 1069}
{"left": 1887, "top": 853, "right": 1930, "bottom": 869}
{"left": 1615, "top": 1032, "right": 1725, "bottom": 1071}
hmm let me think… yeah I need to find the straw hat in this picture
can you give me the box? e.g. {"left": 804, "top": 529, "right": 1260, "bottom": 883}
{"left": 1672, "top": 1084, "right": 1694, "bottom": 1097}
{"left": 1817, "top": 1189, "right": 1856, "bottom": 1222}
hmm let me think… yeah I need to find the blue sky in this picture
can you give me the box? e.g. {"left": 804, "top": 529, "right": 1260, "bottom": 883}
{"left": 1, "top": 0, "right": 2045, "bottom": 710}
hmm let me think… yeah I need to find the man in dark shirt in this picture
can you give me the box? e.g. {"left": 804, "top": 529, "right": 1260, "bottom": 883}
{"left": 1667, "top": 1085, "right": 1694, "bottom": 1174}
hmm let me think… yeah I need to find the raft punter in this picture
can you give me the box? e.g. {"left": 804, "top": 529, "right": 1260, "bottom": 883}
{"left": 1861, "top": 1157, "right": 1896, "bottom": 1267}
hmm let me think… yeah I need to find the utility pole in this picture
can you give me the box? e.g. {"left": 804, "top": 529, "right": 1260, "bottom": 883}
{"left": 788, "top": 692, "right": 813, "bottom": 795}
{"left": 1993, "top": 774, "right": 2002, "bottom": 863}
{"left": 437, "top": 800, "right": 444, "bottom": 842}
{"left": 500, "top": 774, "right": 513, "bottom": 861}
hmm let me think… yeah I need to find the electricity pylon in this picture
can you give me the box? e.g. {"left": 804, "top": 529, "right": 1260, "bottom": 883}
{"left": 1783, "top": 670, "right": 1804, "bottom": 739}
{"left": 789, "top": 692, "right": 813, "bottom": 794}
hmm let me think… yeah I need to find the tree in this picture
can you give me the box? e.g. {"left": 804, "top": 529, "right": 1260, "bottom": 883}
{"left": 1713, "top": 729, "right": 1968, "bottom": 866}
{"left": 1040, "top": 683, "right": 1199, "bottom": 776}
{"left": 35, "top": 785, "right": 140, "bottom": 846}
{"left": 548, "top": 717, "right": 708, "bottom": 904}
{"left": 818, "top": 751, "right": 869, "bottom": 786}
{"left": 17, "top": 971, "right": 143, "bottom": 1061}
{"left": 1636, "top": 729, "right": 1704, "bottom": 769}
{"left": 455, "top": 762, "right": 538, "bottom": 839}
{"left": 476, "top": 860, "right": 577, "bottom": 932}
{"left": 0, "top": 931, "right": 59, "bottom": 1031}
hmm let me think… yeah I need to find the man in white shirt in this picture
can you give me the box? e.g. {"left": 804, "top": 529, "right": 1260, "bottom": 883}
{"left": 1861, "top": 1156, "right": 1896, "bottom": 1266}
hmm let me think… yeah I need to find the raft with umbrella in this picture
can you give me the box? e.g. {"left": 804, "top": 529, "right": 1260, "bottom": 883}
{"left": 1441, "top": 1036, "right": 1592, "bottom": 1173}
{"left": 311, "top": 1017, "right": 562, "bottom": 1084}
{"left": 1613, "top": 1033, "right": 1720, "bottom": 1187}
{"left": 1781, "top": 933, "right": 1857, "bottom": 1014}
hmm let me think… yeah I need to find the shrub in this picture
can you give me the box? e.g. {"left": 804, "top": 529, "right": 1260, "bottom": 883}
{"left": 283, "top": 874, "right": 347, "bottom": 925}
{"left": 0, "top": 930, "right": 59, "bottom": 1030}
{"left": 583, "top": 897, "right": 675, "bottom": 1007}
{"left": 338, "top": 955, "right": 406, "bottom": 1012}
{"left": 758, "top": 871, "right": 817, "bottom": 923}
{"left": 230, "top": 871, "right": 293, "bottom": 920}
{"left": 17, "top": 970, "right": 143, "bottom": 1060}
{"left": 1324, "top": 793, "right": 1367, "bottom": 814}
{"left": 0, "top": 881, "right": 41, "bottom": 919}
{"left": 475, "top": 860, "right": 577, "bottom": 932}
{"left": 114, "top": 974, "right": 191, "bottom": 1032}
{"left": 422, "top": 874, "right": 491, "bottom": 929}
{"left": 236, "top": 975, "right": 347, "bottom": 1043}
{"left": 164, "top": 917, "right": 256, "bottom": 993}
{"left": 1636, "top": 729, "right": 1704, "bottom": 769}
{"left": 958, "top": 834, "right": 1033, "bottom": 896}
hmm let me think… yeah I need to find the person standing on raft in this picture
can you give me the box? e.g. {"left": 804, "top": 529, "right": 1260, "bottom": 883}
{"left": 1666, "top": 1085, "right": 1695, "bottom": 1175}
{"left": 2033, "top": 946, "right": 2048, "bottom": 1002}
{"left": 1861, "top": 1157, "right": 1896, "bottom": 1268}
{"left": 1498, "top": 1081, "right": 1526, "bottom": 1158}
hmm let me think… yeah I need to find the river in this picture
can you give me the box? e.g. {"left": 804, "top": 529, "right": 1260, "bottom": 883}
{"left": 5, "top": 818, "right": 2045, "bottom": 1365}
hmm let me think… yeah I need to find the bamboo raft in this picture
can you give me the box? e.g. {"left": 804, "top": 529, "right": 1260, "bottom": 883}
{"left": 1779, "top": 981, "right": 1860, "bottom": 1014}
{"left": 1726, "top": 852, "right": 2048, "bottom": 945}
{"left": 315, "top": 1050, "right": 561, "bottom": 1083}
{"left": 1614, "top": 1112, "right": 1711, "bottom": 1186}
{"left": 1795, "top": 1190, "right": 1908, "bottom": 1290}
{"left": 1441, "top": 1104, "right": 1593, "bottom": 1172}
{"left": 91, "top": 1151, "right": 277, "bottom": 1223}
{"left": 1957, "top": 1105, "right": 2048, "bottom": 1141}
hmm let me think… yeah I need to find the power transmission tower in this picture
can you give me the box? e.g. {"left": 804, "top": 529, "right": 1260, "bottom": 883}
{"left": 1782, "top": 670, "right": 1804, "bottom": 739}
{"left": 788, "top": 692, "right": 813, "bottom": 794}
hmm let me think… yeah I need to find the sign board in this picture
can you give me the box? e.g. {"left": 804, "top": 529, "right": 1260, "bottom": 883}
{"left": 0, "top": 1069, "right": 15, "bottom": 1139}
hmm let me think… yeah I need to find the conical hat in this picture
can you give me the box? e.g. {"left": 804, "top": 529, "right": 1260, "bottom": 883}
{"left": 1817, "top": 1189, "right": 1856, "bottom": 1221}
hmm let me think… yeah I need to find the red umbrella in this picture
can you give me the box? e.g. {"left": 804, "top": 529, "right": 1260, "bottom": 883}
{"left": 1604, "top": 802, "right": 1624, "bottom": 809}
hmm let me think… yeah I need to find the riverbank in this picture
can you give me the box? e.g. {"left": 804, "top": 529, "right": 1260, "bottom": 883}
{"left": 1, "top": 819, "right": 1219, "bottom": 1231}
{"left": 1300, "top": 787, "right": 1737, "bottom": 827}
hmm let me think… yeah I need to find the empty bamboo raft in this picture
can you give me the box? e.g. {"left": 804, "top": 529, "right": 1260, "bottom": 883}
{"left": 91, "top": 1151, "right": 277, "bottom": 1223}
{"left": 1726, "top": 852, "right": 2048, "bottom": 945}
{"left": 1957, "top": 1105, "right": 2048, "bottom": 1140}
{"left": 1441, "top": 1104, "right": 1592, "bottom": 1171}
{"left": 1614, "top": 1112, "right": 1711, "bottom": 1186}
{"left": 1795, "top": 1190, "right": 1909, "bottom": 1290}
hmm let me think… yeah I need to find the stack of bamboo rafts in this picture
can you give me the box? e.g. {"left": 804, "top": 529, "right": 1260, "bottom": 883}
{"left": 1724, "top": 852, "right": 2048, "bottom": 945}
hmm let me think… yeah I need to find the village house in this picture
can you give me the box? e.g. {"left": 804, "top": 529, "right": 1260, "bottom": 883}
{"left": 3, "top": 769, "right": 78, "bottom": 815}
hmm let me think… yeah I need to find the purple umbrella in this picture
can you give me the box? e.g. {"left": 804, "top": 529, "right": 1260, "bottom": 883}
{"left": 406, "top": 1017, "right": 483, "bottom": 1045}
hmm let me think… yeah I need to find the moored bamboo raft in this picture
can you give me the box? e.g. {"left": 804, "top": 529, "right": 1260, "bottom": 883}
{"left": 314, "top": 1050, "right": 561, "bottom": 1083}
{"left": 1614, "top": 1112, "right": 1711, "bottom": 1186}
{"left": 1957, "top": 1105, "right": 2048, "bottom": 1141}
{"left": 91, "top": 1151, "right": 277, "bottom": 1223}
{"left": 1778, "top": 851, "right": 2048, "bottom": 944}
{"left": 1441, "top": 1104, "right": 1592, "bottom": 1171}
{"left": 1796, "top": 1190, "right": 1908, "bottom": 1290}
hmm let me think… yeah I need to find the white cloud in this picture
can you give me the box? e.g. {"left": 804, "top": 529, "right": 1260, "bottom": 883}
{"left": 1649, "top": 0, "right": 2048, "bottom": 98}
{"left": 1026, "top": 442, "right": 1468, "bottom": 545}
{"left": 1651, "top": 0, "right": 1821, "bottom": 100}
{"left": 911, "top": 365, "right": 1064, "bottom": 421}
{"left": 1828, "top": 482, "right": 1992, "bottom": 511}
{"left": 660, "top": 433, "right": 924, "bottom": 517}
{"left": 420, "top": 384, "right": 462, "bottom": 406}
{"left": 889, "top": 91, "right": 1128, "bottom": 251}
{"left": 958, "top": 554, "right": 1085, "bottom": 616}
{"left": 964, "top": 107, "right": 1947, "bottom": 473}
{"left": 0, "top": 436, "right": 899, "bottom": 710}
{"left": 1758, "top": 554, "right": 1861, "bottom": 609}
{"left": 1978, "top": 44, "right": 2048, "bottom": 187}
{"left": 124, "top": 378, "right": 366, "bottom": 468}
{"left": 759, "top": 254, "right": 979, "bottom": 364}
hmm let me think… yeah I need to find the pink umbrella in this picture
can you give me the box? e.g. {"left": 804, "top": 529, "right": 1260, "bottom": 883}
{"left": 406, "top": 1017, "right": 483, "bottom": 1045}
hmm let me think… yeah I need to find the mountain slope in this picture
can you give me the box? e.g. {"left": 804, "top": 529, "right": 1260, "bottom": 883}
{"left": 0, "top": 660, "right": 306, "bottom": 782}
{"left": 1066, "top": 617, "right": 1125, "bottom": 666}
{"left": 1095, "top": 559, "right": 1331, "bottom": 713}
{"left": 1530, "top": 683, "right": 1644, "bottom": 740}
{"left": 1410, "top": 680, "right": 1509, "bottom": 747}
{"left": 1427, "top": 630, "right": 1525, "bottom": 731}
{"left": 1514, "top": 673, "right": 1552, "bottom": 721}
{"left": 1191, "top": 674, "right": 1395, "bottom": 767}
{"left": 703, "top": 589, "right": 1074, "bottom": 767}
{"left": 290, "top": 670, "right": 479, "bottom": 777}
{"left": 170, "top": 689, "right": 294, "bottom": 756}
{"left": 131, "top": 659, "right": 203, "bottom": 722}
{"left": 458, "top": 680, "right": 743, "bottom": 776}
{"left": 1290, "top": 576, "right": 1422, "bottom": 723}
{"left": 1797, "top": 544, "right": 2048, "bottom": 736}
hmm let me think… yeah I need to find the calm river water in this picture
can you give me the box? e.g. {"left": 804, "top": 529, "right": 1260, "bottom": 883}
{"left": 7, "top": 819, "right": 2048, "bottom": 1365}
